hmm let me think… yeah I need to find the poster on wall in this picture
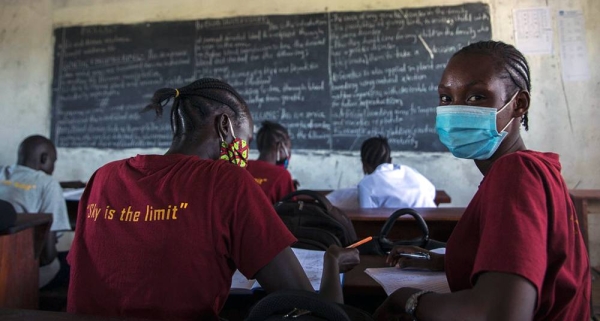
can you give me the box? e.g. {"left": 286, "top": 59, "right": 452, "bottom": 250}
{"left": 513, "top": 7, "right": 553, "bottom": 55}
{"left": 558, "top": 10, "right": 590, "bottom": 81}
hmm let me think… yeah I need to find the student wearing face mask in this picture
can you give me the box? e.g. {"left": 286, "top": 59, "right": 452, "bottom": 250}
{"left": 67, "top": 79, "right": 359, "bottom": 320}
{"left": 247, "top": 121, "right": 296, "bottom": 204}
{"left": 374, "top": 41, "right": 590, "bottom": 321}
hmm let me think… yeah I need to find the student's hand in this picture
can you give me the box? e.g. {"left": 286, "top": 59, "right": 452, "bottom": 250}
{"left": 324, "top": 245, "right": 360, "bottom": 273}
{"left": 373, "top": 288, "right": 422, "bottom": 321}
{"left": 386, "top": 246, "right": 444, "bottom": 271}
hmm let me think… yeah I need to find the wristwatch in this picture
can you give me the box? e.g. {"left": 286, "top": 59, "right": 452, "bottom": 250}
{"left": 405, "top": 290, "right": 433, "bottom": 319}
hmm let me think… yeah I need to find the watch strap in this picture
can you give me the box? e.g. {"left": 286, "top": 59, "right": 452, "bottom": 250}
{"left": 405, "top": 290, "right": 433, "bottom": 318}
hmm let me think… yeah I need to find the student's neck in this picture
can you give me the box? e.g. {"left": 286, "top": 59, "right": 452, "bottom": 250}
{"left": 166, "top": 138, "right": 214, "bottom": 160}
{"left": 475, "top": 136, "right": 527, "bottom": 176}
{"left": 258, "top": 152, "right": 277, "bottom": 165}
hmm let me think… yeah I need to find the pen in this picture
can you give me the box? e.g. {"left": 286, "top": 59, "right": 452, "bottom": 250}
{"left": 386, "top": 251, "right": 431, "bottom": 260}
{"left": 346, "top": 236, "right": 373, "bottom": 248}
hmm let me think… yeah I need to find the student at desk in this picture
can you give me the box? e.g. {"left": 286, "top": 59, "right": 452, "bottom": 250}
{"left": 67, "top": 78, "right": 358, "bottom": 321}
{"left": 246, "top": 121, "right": 296, "bottom": 204}
{"left": 374, "top": 41, "right": 590, "bottom": 321}
{"left": 0, "top": 135, "right": 71, "bottom": 289}
{"left": 327, "top": 136, "right": 436, "bottom": 209}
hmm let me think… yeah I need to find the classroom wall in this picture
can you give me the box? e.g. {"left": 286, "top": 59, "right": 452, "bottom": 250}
{"left": 0, "top": 0, "right": 599, "bottom": 209}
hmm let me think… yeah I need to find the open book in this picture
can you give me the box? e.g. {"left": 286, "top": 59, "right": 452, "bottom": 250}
{"left": 365, "top": 267, "right": 450, "bottom": 295}
{"left": 230, "top": 248, "right": 332, "bottom": 292}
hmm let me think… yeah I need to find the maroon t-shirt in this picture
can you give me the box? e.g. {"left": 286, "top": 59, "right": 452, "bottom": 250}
{"left": 247, "top": 160, "right": 295, "bottom": 204}
{"left": 67, "top": 154, "right": 296, "bottom": 320}
{"left": 446, "top": 150, "right": 590, "bottom": 320}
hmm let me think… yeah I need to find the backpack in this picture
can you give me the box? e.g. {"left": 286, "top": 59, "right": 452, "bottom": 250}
{"left": 274, "top": 190, "right": 358, "bottom": 249}
{"left": 244, "top": 290, "right": 374, "bottom": 321}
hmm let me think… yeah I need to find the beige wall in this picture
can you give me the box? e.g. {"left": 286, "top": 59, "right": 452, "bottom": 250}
{"left": 0, "top": 0, "right": 599, "bottom": 208}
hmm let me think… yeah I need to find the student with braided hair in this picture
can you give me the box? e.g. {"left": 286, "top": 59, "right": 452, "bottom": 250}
{"left": 374, "top": 41, "right": 590, "bottom": 320}
{"left": 246, "top": 121, "right": 296, "bottom": 203}
{"left": 67, "top": 78, "right": 359, "bottom": 320}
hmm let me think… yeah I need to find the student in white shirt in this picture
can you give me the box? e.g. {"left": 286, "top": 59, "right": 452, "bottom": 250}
{"left": 358, "top": 136, "right": 436, "bottom": 208}
{"left": 0, "top": 135, "right": 71, "bottom": 289}
{"left": 328, "top": 136, "right": 436, "bottom": 209}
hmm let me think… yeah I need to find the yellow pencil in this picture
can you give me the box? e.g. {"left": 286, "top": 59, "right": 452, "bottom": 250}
{"left": 346, "top": 236, "right": 373, "bottom": 248}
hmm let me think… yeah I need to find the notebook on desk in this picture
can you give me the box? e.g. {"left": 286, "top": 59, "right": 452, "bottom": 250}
{"left": 365, "top": 267, "right": 450, "bottom": 295}
{"left": 230, "top": 248, "right": 341, "bottom": 293}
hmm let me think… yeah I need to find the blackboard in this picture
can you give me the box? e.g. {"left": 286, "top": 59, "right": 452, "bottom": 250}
{"left": 51, "top": 3, "right": 491, "bottom": 151}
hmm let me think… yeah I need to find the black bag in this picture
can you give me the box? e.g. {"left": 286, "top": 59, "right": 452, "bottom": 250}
{"left": 0, "top": 199, "right": 17, "bottom": 232}
{"left": 245, "top": 290, "right": 374, "bottom": 321}
{"left": 275, "top": 190, "right": 358, "bottom": 249}
{"left": 357, "top": 208, "right": 446, "bottom": 256}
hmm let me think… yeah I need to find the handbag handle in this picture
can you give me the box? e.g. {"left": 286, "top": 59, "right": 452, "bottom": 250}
{"left": 379, "top": 208, "right": 430, "bottom": 248}
{"left": 279, "top": 189, "right": 334, "bottom": 213}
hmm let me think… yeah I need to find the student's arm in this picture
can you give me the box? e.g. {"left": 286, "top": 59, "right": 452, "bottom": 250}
{"left": 374, "top": 272, "right": 536, "bottom": 321}
{"left": 39, "top": 231, "right": 57, "bottom": 266}
{"left": 318, "top": 246, "right": 359, "bottom": 303}
{"left": 254, "top": 247, "right": 314, "bottom": 293}
{"left": 254, "top": 246, "right": 360, "bottom": 304}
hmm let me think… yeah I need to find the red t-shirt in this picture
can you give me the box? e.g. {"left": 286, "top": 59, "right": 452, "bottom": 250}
{"left": 247, "top": 160, "right": 295, "bottom": 204}
{"left": 67, "top": 154, "right": 296, "bottom": 320}
{"left": 446, "top": 150, "right": 590, "bottom": 320}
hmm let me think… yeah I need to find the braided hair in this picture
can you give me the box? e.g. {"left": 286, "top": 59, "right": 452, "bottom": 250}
{"left": 256, "top": 121, "right": 290, "bottom": 153}
{"left": 143, "top": 78, "right": 249, "bottom": 138}
{"left": 361, "top": 135, "right": 392, "bottom": 171}
{"left": 454, "top": 41, "right": 531, "bottom": 130}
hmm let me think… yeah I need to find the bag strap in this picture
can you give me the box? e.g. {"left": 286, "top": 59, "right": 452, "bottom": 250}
{"left": 279, "top": 190, "right": 334, "bottom": 213}
{"left": 245, "top": 289, "right": 350, "bottom": 321}
{"left": 379, "top": 208, "right": 430, "bottom": 247}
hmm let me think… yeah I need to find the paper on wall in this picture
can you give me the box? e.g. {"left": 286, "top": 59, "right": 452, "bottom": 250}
{"left": 558, "top": 10, "right": 590, "bottom": 81}
{"left": 513, "top": 7, "right": 553, "bottom": 55}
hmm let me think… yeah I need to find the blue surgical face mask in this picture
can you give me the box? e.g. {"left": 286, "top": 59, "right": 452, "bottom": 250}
{"left": 435, "top": 93, "right": 517, "bottom": 160}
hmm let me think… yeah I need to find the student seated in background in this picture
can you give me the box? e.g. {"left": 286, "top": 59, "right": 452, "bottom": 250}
{"left": 247, "top": 120, "right": 296, "bottom": 203}
{"left": 0, "top": 135, "right": 71, "bottom": 289}
{"left": 374, "top": 41, "right": 590, "bottom": 321}
{"left": 327, "top": 136, "right": 436, "bottom": 209}
{"left": 67, "top": 79, "right": 359, "bottom": 321}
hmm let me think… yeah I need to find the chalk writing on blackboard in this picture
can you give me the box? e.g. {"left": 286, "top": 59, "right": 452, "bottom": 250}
{"left": 51, "top": 3, "right": 491, "bottom": 150}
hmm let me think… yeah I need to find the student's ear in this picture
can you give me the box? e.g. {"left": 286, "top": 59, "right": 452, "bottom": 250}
{"left": 40, "top": 153, "right": 48, "bottom": 165}
{"left": 215, "top": 114, "right": 232, "bottom": 142}
{"left": 513, "top": 90, "right": 530, "bottom": 118}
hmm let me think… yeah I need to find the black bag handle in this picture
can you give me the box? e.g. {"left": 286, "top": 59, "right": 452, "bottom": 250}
{"left": 279, "top": 190, "right": 334, "bottom": 213}
{"left": 245, "top": 289, "right": 350, "bottom": 321}
{"left": 379, "top": 208, "right": 429, "bottom": 249}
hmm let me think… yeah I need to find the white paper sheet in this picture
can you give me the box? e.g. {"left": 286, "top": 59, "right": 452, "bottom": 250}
{"left": 230, "top": 248, "right": 329, "bottom": 292}
{"left": 62, "top": 187, "right": 85, "bottom": 201}
{"left": 513, "top": 7, "right": 553, "bottom": 55}
{"left": 365, "top": 267, "right": 450, "bottom": 295}
{"left": 558, "top": 10, "right": 590, "bottom": 81}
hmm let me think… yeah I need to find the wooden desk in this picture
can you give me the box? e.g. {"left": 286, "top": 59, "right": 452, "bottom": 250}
{"left": 0, "top": 214, "right": 52, "bottom": 309}
{"left": 343, "top": 255, "right": 389, "bottom": 314}
{"left": 345, "top": 207, "right": 464, "bottom": 242}
{"left": 315, "top": 189, "right": 452, "bottom": 206}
